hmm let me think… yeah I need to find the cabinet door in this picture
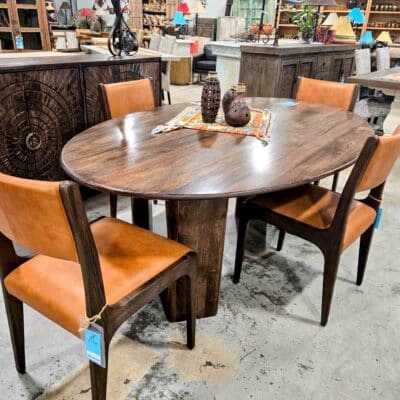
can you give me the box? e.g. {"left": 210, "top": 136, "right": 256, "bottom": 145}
{"left": 0, "top": 0, "right": 15, "bottom": 49}
{"left": 299, "top": 56, "right": 316, "bottom": 79}
{"left": 0, "top": 68, "right": 84, "bottom": 180}
{"left": 278, "top": 58, "right": 299, "bottom": 98}
{"left": 0, "top": 0, "right": 50, "bottom": 50}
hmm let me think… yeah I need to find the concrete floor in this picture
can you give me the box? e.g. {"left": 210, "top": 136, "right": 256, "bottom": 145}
{"left": 0, "top": 85, "right": 399, "bottom": 400}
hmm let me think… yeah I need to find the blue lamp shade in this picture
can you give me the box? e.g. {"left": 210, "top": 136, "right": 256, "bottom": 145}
{"left": 348, "top": 8, "right": 365, "bottom": 24}
{"left": 359, "top": 30, "right": 373, "bottom": 44}
{"left": 172, "top": 11, "right": 187, "bottom": 25}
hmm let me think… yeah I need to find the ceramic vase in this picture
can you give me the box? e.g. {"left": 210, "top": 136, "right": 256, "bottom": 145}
{"left": 201, "top": 72, "right": 221, "bottom": 123}
{"left": 224, "top": 84, "right": 251, "bottom": 128}
{"left": 222, "top": 87, "right": 236, "bottom": 114}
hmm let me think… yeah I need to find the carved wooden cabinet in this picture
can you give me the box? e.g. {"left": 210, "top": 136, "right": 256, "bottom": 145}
{"left": 239, "top": 43, "right": 360, "bottom": 99}
{"left": 0, "top": 54, "right": 161, "bottom": 180}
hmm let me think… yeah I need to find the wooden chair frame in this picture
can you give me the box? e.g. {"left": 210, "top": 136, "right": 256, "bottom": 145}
{"left": 234, "top": 136, "right": 382, "bottom": 326}
{"left": 295, "top": 77, "right": 359, "bottom": 192}
{"left": 0, "top": 181, "right": 197, "bottom": 400}
{"left": 98, "top": 79, "right": 155, "bottom": 229}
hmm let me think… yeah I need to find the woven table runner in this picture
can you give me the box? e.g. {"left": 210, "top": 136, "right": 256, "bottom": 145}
{"left": 152, "top": 105, "right": 273, "bottom": 145}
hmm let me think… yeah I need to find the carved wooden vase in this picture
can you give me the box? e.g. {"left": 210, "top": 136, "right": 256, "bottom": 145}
{"left": 224, "top": 84, "right": 251, "bottom": 127}
{"left": 201, "top": 72, "right": 221, "bottom": 123}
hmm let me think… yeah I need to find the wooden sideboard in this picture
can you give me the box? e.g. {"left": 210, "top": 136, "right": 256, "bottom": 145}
{"left": 239, "top": 43, "right": 360, "bottom": 98}
{"left": 0, "top": 54, "right": 161, "bottom": 181}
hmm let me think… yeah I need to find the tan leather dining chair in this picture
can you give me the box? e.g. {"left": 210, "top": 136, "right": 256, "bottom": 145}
{"left": 296, "top": 77, "right": 359, "bottom": 192}
{"left": 98, "top": 78, "right": 156, "bottom": 226}
{"left": 0, "top": 173, "right": 197, "bottom": 400}
{"left": 234, "top": 127, "right": 400, "bottom": 326}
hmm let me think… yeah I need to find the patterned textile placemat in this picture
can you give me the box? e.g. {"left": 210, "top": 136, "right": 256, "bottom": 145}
{"left": 152, "top": 105, "right": 273, "bottom": 145}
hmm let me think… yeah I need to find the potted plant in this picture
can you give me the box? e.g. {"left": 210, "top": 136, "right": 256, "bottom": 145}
{"left": 292, "top": 1, "right": 315, "bottom": 43}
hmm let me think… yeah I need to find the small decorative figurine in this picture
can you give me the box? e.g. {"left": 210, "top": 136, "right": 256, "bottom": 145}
{"left": 201, "top": 72, "right": 221, "bottom": 123}
{"left": 224, "top": 84, "right": 251, "bottom": 127}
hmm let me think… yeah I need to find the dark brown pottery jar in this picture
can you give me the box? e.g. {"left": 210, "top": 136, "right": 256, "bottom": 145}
{"left": 201, "top": 72, "right": 221, "bottom": 123}
{"left": 224, "top": 84, "right": 251, "bottom": 127}
{"left": 222, "top": 86, "right": 236, "bottom": 114}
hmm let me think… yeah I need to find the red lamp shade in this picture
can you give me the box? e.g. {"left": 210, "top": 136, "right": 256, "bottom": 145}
{"left": 177, "top": 2, "right": 190, "bottom": 15}
{"left": 80, "top": 8, "right": 92, "bottom": 17}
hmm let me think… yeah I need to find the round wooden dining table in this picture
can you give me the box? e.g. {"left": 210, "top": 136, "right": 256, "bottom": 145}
{"left": 61, "top": 97, "right": 373, "bottom": 322}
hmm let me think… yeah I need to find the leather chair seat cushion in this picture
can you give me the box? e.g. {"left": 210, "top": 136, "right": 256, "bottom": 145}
{"left": 4, "top": 217, "right": 191, "bottom": 336}
{"left": 195, "top": 60, "right": 216, "bottom": 71}
{"left": 248, "top": 185, "right": 376, "bottom": 250}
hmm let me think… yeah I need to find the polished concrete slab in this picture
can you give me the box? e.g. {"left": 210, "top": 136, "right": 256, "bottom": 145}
{"left": 0, "top": 85, "right": 399, "bottom": 399}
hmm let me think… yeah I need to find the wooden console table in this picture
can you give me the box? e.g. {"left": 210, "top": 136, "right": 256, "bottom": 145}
{"left": 0, "top": 54, "right": 161, "bottom": 180}
{"left": 239, "top": 43, "right": 360, "bottom": 98}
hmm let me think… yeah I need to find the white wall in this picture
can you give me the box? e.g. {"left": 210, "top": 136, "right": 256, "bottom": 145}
{"left": 203, "top": 0, "right": 227, "bottom": 18}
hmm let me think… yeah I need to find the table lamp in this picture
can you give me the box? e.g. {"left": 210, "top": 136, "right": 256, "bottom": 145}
{"left": 190, "top": 0, "right": 205, "bottom": 35}
{"left": 60, "top": 1, "right": 72, "bottom": 25}
{"left": 348, "top": 7, "right": 365, "bottom": 25}
{"left": 81, "top": 7, "right": 92, "bottom": 29}
{"left": 376, "top": 31, "right": 392, "bottom": 44}
{"left": 359, "top": 30, "right": 373, "bottom": 44}
{"left": 306, "top": 0, "right": 337, "bottom": 41}
{"left": 172, "top": 11, "right": 187, "bottom": 37}
{"left": 321, "top": 12, "right": 338, "bottom": 27}
{"left": 332, "top": 16, "right": 356, "bottom": 43}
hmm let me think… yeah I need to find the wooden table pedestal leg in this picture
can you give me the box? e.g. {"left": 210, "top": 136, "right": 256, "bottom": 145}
{"left": 131, "top": 199, "right": 152, "bottom": 230}
{"left": 162, "top": 198, "right": 228, "bottom": 321}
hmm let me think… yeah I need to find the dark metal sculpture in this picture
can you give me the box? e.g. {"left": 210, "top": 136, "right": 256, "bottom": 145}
{"left": 108, "top": 0, "right": 138, "bottom": 56}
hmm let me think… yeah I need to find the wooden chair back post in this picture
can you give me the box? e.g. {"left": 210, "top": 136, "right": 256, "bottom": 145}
{"left": 59, "top": 181, "right": 107, "bottom": 319}
{"left": 98, "top": 78, "right": 156, "bottom": 120}
{"left": 0, "top": 173, "right": 107, "bottom": 320}
{"left": 330, "top": 128, "right": 400, "bottom": 248}
{"left": 295, "top": 76, "right": 358, "bottom": 111}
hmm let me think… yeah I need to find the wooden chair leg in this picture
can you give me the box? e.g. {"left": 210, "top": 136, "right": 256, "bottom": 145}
{"left": 185, "top": 273, "right": 196, "bottom": 349}
{"left": 89, "top": 340, "right": 109, "bottom": 400}
{"left": 167, "top": 92, "right": 171, "bottom": 105}
{"left": 277, "top": 230, "right": 286, "bottom": 251}
{"left": 109, "top": 194, "right": 117, "bottom": 218}
{"left": 3, "top": 292, "right": 25, "bottom": 373}
{"left": 331, "top": 172, "right": 339, "bottom": 192}
{"left": 357, "top": 225, "right": 375, "bottom": 286}
{"left": 321, "top": 251, "right": 341, "bottom": 326}
{"left": 233, "top": 217, "right": 249, "bottom": 284}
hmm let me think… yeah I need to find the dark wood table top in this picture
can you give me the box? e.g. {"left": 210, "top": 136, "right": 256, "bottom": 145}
{"left": 61, "top": 98, "right": 373, "bottom": 200}
{"left": 347, "top": 67, "right": 400, "bottom": 91}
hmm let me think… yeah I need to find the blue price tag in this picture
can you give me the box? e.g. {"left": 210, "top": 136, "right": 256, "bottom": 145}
{"left": 83, "top": 324, "right": 105, "bottom": 367}
{"left": 374, "top": 207, "right": 383, "bottom": 229}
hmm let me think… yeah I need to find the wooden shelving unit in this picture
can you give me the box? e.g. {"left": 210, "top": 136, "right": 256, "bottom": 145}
{"left": 275, "top": 0, "right": 400, "bottom": 41}
{"left": 142, "top": 0, "right": 168, "bottom": 34}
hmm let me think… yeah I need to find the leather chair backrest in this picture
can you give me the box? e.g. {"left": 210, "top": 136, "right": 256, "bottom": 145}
{"left": 357, "top": 127, "right": 400, "bottom": 192}
{"left": 101, "top": 78, "right": 155, "bottom": 119}
{"left": 204, "top": 44, "right": 214, "bottom": 59}
{"left": 296, "top": 77, "right": 357, "bottom": 111}
{"left": 0, "top": 173, "right": 78, "bottom": 261}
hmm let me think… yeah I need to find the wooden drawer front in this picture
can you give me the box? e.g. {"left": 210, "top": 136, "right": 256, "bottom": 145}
{"left": 316, "top": 56, "right": 331, "bottom": 73}
{"left": 314, "top": 71, "right": 331, "bottom": 81}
